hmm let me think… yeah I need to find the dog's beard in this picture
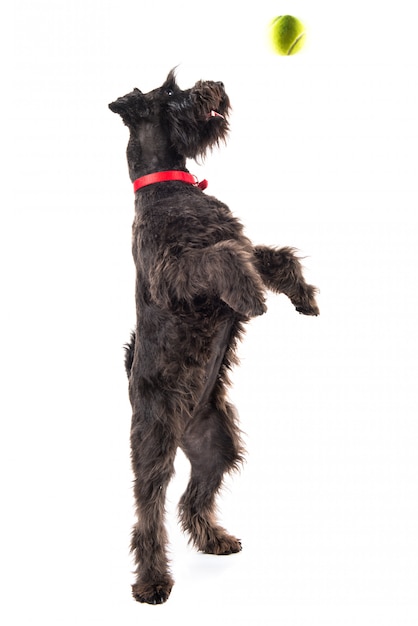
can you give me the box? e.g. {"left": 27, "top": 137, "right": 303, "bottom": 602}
{"left": 166, "top": 96, "right": 230, "bottom": 159}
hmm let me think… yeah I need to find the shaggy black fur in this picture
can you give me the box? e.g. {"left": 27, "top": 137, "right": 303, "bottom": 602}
{"left": 109, "top": 69, "right": 319, "bottom": 605}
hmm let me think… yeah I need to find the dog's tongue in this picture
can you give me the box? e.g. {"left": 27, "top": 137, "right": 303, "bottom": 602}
{"left": 210, "top": 110, "right": 224, "bottom": 119}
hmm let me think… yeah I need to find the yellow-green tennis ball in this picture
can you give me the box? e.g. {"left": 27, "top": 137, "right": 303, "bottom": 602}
{"left": 269, "top": 15, "right": 306, "bottom": 56}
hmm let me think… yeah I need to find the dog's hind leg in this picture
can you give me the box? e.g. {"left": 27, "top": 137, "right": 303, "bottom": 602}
{"left": 179, "top": 400, "right": 243, "bottom": 554}
{"left": 178, "top": 321, "right": 244, "bottom": 555}
{"left": 130, "top": 398, "right": 178, "bottom": 604}
{"left": 254, "top": 245, "right": 319, "bottom": 315}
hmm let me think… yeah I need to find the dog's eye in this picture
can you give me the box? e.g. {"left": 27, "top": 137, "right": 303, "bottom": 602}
{"left": 166, "top": 89, "right": 174, "bottom": 97}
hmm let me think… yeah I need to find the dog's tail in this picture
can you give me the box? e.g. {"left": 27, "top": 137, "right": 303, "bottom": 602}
{"left": 124, "top": 330, "right": 136, "bottom": 377}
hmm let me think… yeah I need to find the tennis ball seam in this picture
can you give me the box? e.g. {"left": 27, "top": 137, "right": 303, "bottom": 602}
{"left": 288, "top": 32, "right": 305, "bottom": 55}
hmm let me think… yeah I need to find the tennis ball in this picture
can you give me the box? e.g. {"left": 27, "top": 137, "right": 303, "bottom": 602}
{"left": 269, "top": 15, "right": 306, "bottom": 56}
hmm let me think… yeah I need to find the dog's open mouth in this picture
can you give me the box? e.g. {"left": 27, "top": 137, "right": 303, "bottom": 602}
{"left": 208, "top": 110, "right": 225, "bottom": 120}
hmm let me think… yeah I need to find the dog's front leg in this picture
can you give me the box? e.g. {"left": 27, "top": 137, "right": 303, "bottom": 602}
{"left": 152, "top": 240, "right": 267, "bottom": 318}
{"left": 253, "top": 245, "right": 319, "bottom": 315}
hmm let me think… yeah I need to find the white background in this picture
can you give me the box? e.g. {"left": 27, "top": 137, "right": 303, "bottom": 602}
{"left": 1, "top": 1, "right": 417, "bottom": 624}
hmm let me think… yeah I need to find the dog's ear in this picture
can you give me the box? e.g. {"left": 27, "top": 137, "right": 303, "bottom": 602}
{"left": 108, "top": 88, "right": 150, "bottom": 127}
{"left": 162, "top": 68, "right": 179, "bottom": 94}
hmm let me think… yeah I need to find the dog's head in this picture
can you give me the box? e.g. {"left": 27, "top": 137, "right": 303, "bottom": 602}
{"left": 109, "top": 69, "right": 230, "bottom": 165}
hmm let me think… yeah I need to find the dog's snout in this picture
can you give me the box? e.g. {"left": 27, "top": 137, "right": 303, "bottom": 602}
{"left": 216, "top": 81, "right": 224, "bottom": 89}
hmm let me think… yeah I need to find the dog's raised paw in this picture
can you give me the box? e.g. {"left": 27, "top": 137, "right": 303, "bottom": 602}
{"left": 249, "top": 297, "right": 268, "bottom": 318}
{"left": 223, "top": 291, "right": 267, "bottom": 318}
{"left": 295, "top": 299, "right": 320, "bottom": 316}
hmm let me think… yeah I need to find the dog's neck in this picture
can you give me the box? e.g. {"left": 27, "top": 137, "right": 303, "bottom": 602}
{"left": 133, "top": 171, "right": 208, "bottom": 192}
{"left": 126, "top": 121, "right": 208, "bottom": 193}
{"left": 127, "top": 120, "right": 187, "bottom": 181}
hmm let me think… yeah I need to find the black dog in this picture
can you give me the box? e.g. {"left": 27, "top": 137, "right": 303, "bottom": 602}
{"left": 109, "top": 69, "right": 319, "bottom": 605}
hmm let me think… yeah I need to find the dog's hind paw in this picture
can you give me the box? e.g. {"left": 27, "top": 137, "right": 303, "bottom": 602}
{"left": 203, "top": 534, "right": 242, "bottom": 556}
{"left": 132, "top": 578, "right": 173, "bottom": 605}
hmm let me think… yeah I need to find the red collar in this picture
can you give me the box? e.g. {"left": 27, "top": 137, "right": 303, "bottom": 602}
{"left": 133, "top": 171, "right": 208, "bottom": 192}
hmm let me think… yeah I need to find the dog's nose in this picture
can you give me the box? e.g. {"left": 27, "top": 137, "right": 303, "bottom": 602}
{"left": 216, "top": 81, "right": 224, "bottom": 89}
